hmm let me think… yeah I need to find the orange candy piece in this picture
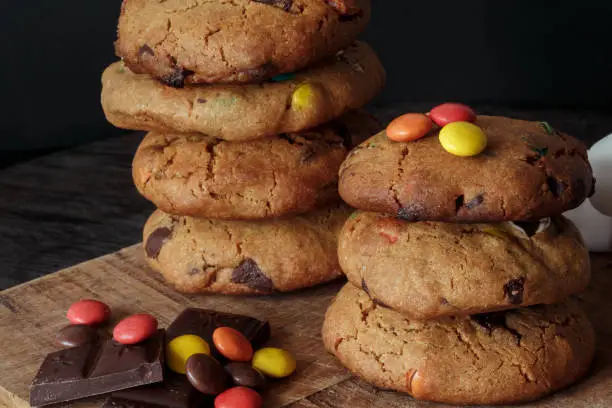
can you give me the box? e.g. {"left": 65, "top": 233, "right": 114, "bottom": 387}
{"left": 386, "top": 113, "right": 433, "bottom": 142}
{"left": 213, "top": 327, "right": 254, "bottom": 362}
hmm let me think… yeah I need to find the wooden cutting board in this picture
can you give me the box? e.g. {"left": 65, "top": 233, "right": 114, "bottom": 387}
{"left": 1, "top": 245, "right": 611, "bottom": 408}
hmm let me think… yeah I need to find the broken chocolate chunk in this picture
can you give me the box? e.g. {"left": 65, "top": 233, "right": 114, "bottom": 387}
{"left": 252, "top": 0, "right": 293, "bottom": 11}
{"left": 455, "top": 195, "right": 465, "bottom": 212}
{"left": 145, "top": 227, "right": 173, "bottom": 259}
{"left": 504, "top": 278, "right": 525, "bottom": 305}
{"left": 162, "top": 67, "right": 194, "bottom": 89}
{"left": 232, "top": 259, "right": 274, "bottom": 293}
{"left": 471, "top": 311, "right": 522, "bottom": 345}
{"left": 546, "top": 177, "right": 566, "bottom": 198}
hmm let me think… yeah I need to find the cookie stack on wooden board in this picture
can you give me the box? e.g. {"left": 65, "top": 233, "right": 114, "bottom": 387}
{"left": 323, "top": 107, "right": 598, "bottom": 405}
{"left": 101, "top": 0, "right": 385, "bottom": 295}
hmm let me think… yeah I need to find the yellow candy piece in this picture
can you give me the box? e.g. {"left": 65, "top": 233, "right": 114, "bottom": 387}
{"left": 483, "top": 227, "right": 506, "bottom": 239}
{"left": 166, "top": 334, "right": 211, "bottom": 374}
{"left": 291, "top": 84, "right": 316, "bottom": 110}
{"left": 439, "top": 122, "right": 487, "bottom": 157}
{"left": 252, "top": 347, "right": 296, "bottom": 378}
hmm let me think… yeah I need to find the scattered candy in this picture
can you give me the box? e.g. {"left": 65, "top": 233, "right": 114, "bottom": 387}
{"left": 215, "top": 387, "right": 263, "bottom": 408}
{"left": 386, "top": 113, "right": 433, "bottom": 142}
{"left": 55, "top": 325, "right": 99, "bottom": 348}
{"left": 291, "top": 84, "right": 316, "bottom": 110}
{"left": 213, "top": 327, "right": 254, "bottom": 362}
{"left": 270, "top": 73, "right": 296, "bottom": 82}
{"left": 429, "top": 103, "right": 476, "bottom": 127}
{"left": 113, "top": 313, "right": 158, "bottom": 345}
{"left": 251, "top": 347, "right": 296, "bottom": 378}
{"left": 224, "top": 362, "right": 267, "bottom": 389}
{"left": 439, "top": 121, "right": 487, "bottom": 157}
{"left": 167, "top": 334, "right": 211, "bottom": 374}
{"left": 185, "top": 354, "right": 228, "bottom": 395}
{"left": 66, "top": 299, "right": 110, "bottom": 326}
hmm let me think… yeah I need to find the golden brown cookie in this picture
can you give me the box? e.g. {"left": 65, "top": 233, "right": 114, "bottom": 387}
{"left": 133, "top": 111, "right": 380, "bottom": 220}
{"left": 115, "top": 0, "right": 370, "bottom": 85}
{"left": 102, "top": 42, "right": 385, "bottom": 141}
{"left": 339, "top": 116, "right": 594, "bottom": 222}
{"left": 339, "top": 211, "right": 590, "bottom": 319}
{"left": 322, "top": 284, "right": 595, "bottom": 406}
{"left": 143, "top": 205, "right": 351, "bottom": 294}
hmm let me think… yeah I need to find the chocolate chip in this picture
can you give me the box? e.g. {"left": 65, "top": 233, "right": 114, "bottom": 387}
{"left": 252, "top": 0, "right": 292, "bottom": 11}
{"left": 471, "top": 311, "right": 522, "bottom": 345}
{"left": 454, "top": 195, "right": 465, "bottom": 212}
{"left": 397, "top": 206, "right": 420, "bottom": 221}
{"left": 546, "top": 177, "right": 565, "bottom": 198}
{"left": 162, "top": 67, "right": 194, "bottom": 89}
{"left": 465, "top": 194, "right": 484, "bottom": 210}
{"left": 138, "top": 44, "right": 155, "bottom": 57}
{"left": 504, "top": 278, "right": 525, "bottom": 305}
{"left": 189, "top": 268, "right": 202, "bottom": 276}
{"left": 300, "top": 146, "right": 318, "bottom": 163}
{"left": 145, "top": 227, "right": 172, "bottom": 259}
{"left": 197, "top": 98, "right": 207, "bottom": 104}
{"left": 231, "top": 259, "right": 274, "bottom": 293}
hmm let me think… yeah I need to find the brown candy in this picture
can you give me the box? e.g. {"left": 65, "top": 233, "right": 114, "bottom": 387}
{"left": 185, "top": 354, "right": 228, "bottom": 395}
{"left": 55, "top": 325, "right": 99, "bottom": 348}
{"left": 224, "top": 363, "right": 267, "bottom": 389}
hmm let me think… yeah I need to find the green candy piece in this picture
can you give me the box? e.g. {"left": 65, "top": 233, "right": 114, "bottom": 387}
{"left": 540, "top": 121, "right": 554, "bottom": 135}
{"left": 350, "top": 212, "right": 359, "bottom": 220}
{"left": 270, "top": 73, "right": 296, "bottom": 82}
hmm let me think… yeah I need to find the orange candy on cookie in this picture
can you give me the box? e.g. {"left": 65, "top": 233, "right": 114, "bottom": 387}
{"left": 386, "top": 113, "right": 433, "bottom": 142}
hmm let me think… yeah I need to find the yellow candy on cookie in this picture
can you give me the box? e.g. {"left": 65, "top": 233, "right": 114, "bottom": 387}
{"left": 166, "top": 334, "right": 211, "bottom": 374}
{"left": 439, "top": 121, "right": 487, "bottom": 157}
{"left": 291, "top": 84, "right": 317, "bottom": 110}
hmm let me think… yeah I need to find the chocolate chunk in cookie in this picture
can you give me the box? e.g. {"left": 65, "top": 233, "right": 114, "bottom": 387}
{"left": 232, "top": 259, "right": 274, "bottom": 293}
{"left": 145, "top": 227, "right": 172, "bottom": 259}
{"left": 504, "top": 278, "right": 525, "bottom": 305}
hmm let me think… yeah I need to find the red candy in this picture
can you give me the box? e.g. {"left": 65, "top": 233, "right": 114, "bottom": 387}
{"left": 215, "top": 387, "right": 263, "bottom": 408}
{"left": 428, "top": 103, "right": 476, "bottom": 127}
{"left": 386, "top": 113, "right": 433, "bottom": 142}
{"left": 113, "top": 314, "right": 158, "bottom": 345}
{"left": 67, "top": 299, "right": 111, "bottom": 326}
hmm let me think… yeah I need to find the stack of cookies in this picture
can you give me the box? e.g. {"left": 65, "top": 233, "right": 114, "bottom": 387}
{"left": 323, "top": 107, "right": 597, "bottom": 405}
{"left": 101, "top": 0, "right": 385, "bottom": 295}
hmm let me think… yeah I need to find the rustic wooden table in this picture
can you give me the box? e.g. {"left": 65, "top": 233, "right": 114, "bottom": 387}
{"left": 1, "top": 104, "right": 611, "bottom": 290}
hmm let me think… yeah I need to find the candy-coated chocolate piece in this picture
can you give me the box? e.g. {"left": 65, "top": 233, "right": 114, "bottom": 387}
{"left": 167, "top": 334, "right": 211, "bottom": 374}
{"left": 270, "top": 73, "right": 296, "bottom": 82}
{"left": 66, "top": 299, "right": 110, "bottom": 326}
{"left": 55, "top": 325, "right": 99, "bottom": 348}
{"left": 215, "top": 387, "right": 263, "bottom": 408}
{"left": 213, "top": 327, "right": 254, "bottom": 362}
{"left": 251, "top": 347, "right": 296, "bottom": 378}
{"left": 439, "top": 121, "right": 487, "bottom": 157}
{"left": 113, "top": 314, "right": 158, "bottom": 345}
{"left": 224, "top": 363, "right": 266, "bottom": 389}
{"left": 386, "top": 113, "right": 433, "bottom": 142}
{"left": 185, "top": 354, "right": 228, "bottom": 395}
{"left": 429, "top": 103, "right": 476, "bottom": 126}
{"left": 291, "top": 84, "right": 317, "bottom": 110}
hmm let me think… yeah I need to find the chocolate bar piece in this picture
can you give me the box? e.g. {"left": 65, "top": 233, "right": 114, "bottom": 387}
{"left": 166, "top": 308, "right": 270, "bottom": 356}
{"left": 30, "top": 330, "right": 165, "bottom": 407}
{"left": 104, "top": 372, "right": 211, "bottom": 408}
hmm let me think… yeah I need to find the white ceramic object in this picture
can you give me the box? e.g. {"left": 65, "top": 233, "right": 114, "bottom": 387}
{"left": 565, "top": 200, "right": 612, "bottom": 252}
{"left": 588, "top": 133, "right": 612, "bottom": 216}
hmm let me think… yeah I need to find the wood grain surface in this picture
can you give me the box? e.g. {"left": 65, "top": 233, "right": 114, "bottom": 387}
{"left": 1, "top": 246, "right": 611, "bottom": 408}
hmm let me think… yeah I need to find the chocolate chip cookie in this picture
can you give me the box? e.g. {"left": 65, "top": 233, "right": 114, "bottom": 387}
{"left": 322, "top": 284, "right": 595, "bottom": 405}
{"left": 116, "top": 0, "right": 370, "bottom": 85}
{"left": 339, "top": 116, "right": 594, "bottom": 222}
{"left": 340, "top": 211, "right": 590, "bottom": 319}
{"left": 143, "top": 205, "right": 351, "bottom": 294}
{"left": 133, "top": 111, "right": 380, "bottom": 219}
{"left": 103, "top": 42, "right": 385, "bottom": 141}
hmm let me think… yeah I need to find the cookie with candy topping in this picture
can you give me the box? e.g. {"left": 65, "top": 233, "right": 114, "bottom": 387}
{"left": 115, "top": 0, "right": 370, "bottom": 85}
{"left": 339, "top": 211, "right": 590, "bottom": 319}
{"left": 339, "top": 115, "right": 594, "bottom": 222}
{"left": 103, "top": 42, "right": 384, "bottom": 141}
{"left": 143, "top": 205, "right": 351, "bottom": 294}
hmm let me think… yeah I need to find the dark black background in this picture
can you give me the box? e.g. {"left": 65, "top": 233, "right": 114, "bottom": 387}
{"left": 1, "top": 1, "right": 611, "bottom": 152}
